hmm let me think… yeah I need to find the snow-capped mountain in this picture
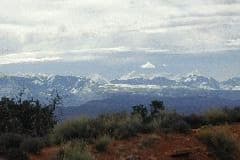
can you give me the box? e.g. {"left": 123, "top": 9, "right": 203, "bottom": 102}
{"left": 176, "top": 74, "right": 220, "bottom": 90}
{"left": 111, "top": 77, "right": 176, "bottom": 86}
{"left": 0, "top": 73, "right": 240, "bottom": 107}
{"left": 221, "top": 77, "right": 240, "bottom": 90}
{"left": 0, "top": 74, "right": 108, "bottom": 106}
{"left": 110, "top": 73, "right": 220, "bottom": 90}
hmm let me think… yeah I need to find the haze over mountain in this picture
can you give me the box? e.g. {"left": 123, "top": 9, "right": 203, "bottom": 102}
{"left": 1, "top": 72, "right": 240, "bottom": 117}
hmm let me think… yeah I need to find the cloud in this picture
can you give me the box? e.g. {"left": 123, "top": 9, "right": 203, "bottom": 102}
{"left": 141, "top": 62, "right": 156, "bottom": 69}
{"left": 0, "top": 0, "right": 240, "bottom": 67}
{"left": 226, "top": 39, "right": 240, "bottom": 47}
{"left": 0, "top": 51, "right": 98, "bottom": 65}
{"left": 0, "top": 52, "right": 61, "bottom": 65}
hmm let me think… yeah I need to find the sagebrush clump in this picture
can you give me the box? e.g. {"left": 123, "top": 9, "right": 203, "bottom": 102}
{"left": 95, "top": 135, "right": 111, "bottom": 152}
{"left": 197, "top": 127, "right": 240, "bottom": 160}
{"left": 57, "top": 141, "right": 93, "bottom": 160}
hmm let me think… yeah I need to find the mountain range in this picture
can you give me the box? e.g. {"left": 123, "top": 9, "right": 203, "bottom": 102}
{"left": 1, "top": 73, "right": 240, "bottom": 117}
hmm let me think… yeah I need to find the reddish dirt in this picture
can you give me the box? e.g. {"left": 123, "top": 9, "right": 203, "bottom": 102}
{"left": 29, "top": 147, "right": 59, "bottom": 160}
{"left": 30, "top": 123, "right": 240, "bottom": 160}
{"left": 92, "top": 132, "right": 213, "bottom": 160}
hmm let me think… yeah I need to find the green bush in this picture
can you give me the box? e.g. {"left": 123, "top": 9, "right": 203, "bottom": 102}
{"left": 197, "top": 127, "right": 240, "bottom": 160}
{"left": 95, "top": 135, "right": 111, "bottom": 152}
{"left": 20, "top": 137, "right": 45, "bottom": 154}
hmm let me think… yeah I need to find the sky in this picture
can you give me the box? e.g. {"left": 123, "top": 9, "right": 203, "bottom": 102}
{"left": 0, "top": 0, "right": 240, "bottom": 80}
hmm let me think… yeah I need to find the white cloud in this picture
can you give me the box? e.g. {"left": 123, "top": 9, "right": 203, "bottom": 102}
{"left": 226, "top": 39, "right": 240, "bottom": 47}
{"left": 0, "top": 51, "right": 98, "bottom": 65}
{"left": 141, "top": 62, "right": 156, "bottom": 69}
{"left": 0, "top": 0, "right": 240, "bottom": 66}
{"left": 0, "top": 52, "right": 61, "bottom": 65}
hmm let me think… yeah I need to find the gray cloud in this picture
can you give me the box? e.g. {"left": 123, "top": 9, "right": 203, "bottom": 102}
{"left": 0, "top": 0, "right": 240, "bottom": 65}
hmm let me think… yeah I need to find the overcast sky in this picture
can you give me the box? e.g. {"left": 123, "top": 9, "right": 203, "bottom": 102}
{"left": 0, "top": 0, "right": 240, "bottom": 80}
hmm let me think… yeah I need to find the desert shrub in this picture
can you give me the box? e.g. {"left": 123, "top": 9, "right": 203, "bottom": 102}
{"left": 153, "top": 111, "right": 191, "bottom": 133}
{"left": 131, "top": 104, "right": 148, "bottom": 121}
{"left": 0, "top": 133, "right": 28, "bottom": 160}
{"left": 57, "top": 141, "right": 93, "bottom": 160}
{"left": 150, "top": 100, "right": 165, "bottom": 117}
{"left": 51, "top": 117, "right": 93, "bottom": 144}
{"left": 0, "top": 133, "right": 23, "bottom": 153}
{"left": 93, "top": 112, "right": 129, "bottom": 136}
{"left": 171, "top": 120, "right": 191, "bottom": 133}
{"left": 92, "top": 113, "right": 142, "bottom": 139}
{"left": 52, "top": 113, "right": 142, "bottom": 144}
{"left": 0, "top": 97, "right": 56, "bottom": 137}
{"left": 205, "top": 108, "right": 229, "bottom": 125}
{"left": 41, "top": 136, "right": 52, "bottom": 147}
{"left": 52, "top": 104, "right": 192, "bottom": 145}
{"left": 197, "top": 127, "right": 240, "bottom": 160}
{"left": 136, "top": 111, "right": 191, "bottom": 133}
{"left": 184, "top": 114, "right": 206, "bottom": 129}
{"left": 95, "top": 135, "right": 111, "bottom": 152}
{"left": 223, "top": 107, "right": 240, "bottom": 123}
{"left": 203, "top": 107, "right": 240, "bottom": 125}
{"left": 139, "top": 134, "right": 159, "bottom": 148}
{"left": 141, "top": 118, "right": 159, "bottom": 133}
{"left": 119, "top": 115, "right": 142, "bottom": 138}
{"left": 113, "top": 114, "right": 142, "bottom": 139}
{"left": 63, "top": 151, "right": 93, "bottom": 160}
{"left": 5, "top": 148, "right": 28, "bottom": 160}
{"left": 20, "top": 137, "right": 45, "bottom": 154}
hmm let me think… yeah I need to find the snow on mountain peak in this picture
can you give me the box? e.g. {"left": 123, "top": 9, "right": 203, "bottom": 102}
{"left": 119, "top": 71, "right": 172, "bottom": 80}
{"left": 88, "top": 74, "right": 109, "bottom": 84}
{"left": 0, "top": 73, "right": 240, "bottom": 107}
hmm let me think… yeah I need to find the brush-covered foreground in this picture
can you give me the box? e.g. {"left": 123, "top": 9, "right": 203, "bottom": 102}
{"left": 30, "top": 124, "right": 240, "bottom": 160}
{"left": 1, "top": 98, "right": 240, "bottom": 160}
{"left": 34, "top": 104, "right": 240, "bottom": 160}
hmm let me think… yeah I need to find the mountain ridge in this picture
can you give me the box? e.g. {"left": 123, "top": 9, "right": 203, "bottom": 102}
{"left": 0, "top": 73, "right": 240, "bottom": 109}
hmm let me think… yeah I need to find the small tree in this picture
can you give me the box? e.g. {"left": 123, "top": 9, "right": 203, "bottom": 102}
{"left": 150, "top": 100, "right": 165, "bottom": 117}
{"left": 0, "top": 97, "right": 57, "bottom": 136}
{"left": 49, "top": 89, "right": 64, "bottom": 122}
{"left": 132, "top": 104, "right": 148, "bottom": 120}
